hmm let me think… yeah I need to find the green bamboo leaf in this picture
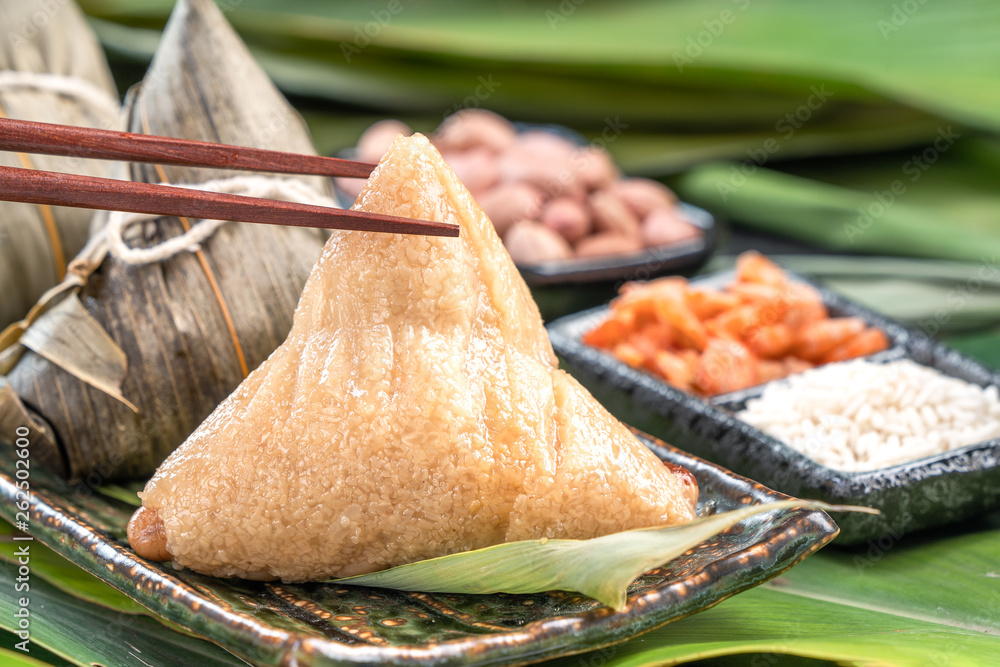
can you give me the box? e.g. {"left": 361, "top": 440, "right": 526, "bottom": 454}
{"left": 295, "top": 105, "right": 942, "bottom": 175}
{"left": 229, "top": 0, "right": 1000, "bottom": 136}
{"left": 0, "top": 644, "right": 67, "bottom": 667}
{"left": 336, "top": 500, "right": 875, "bottom": 610}
{"left": 92, "top": 21, "right": 844, "bottom": 130}
{"left": 606, "top": 109, "right": 942, "bottom": 175}
{"left": 1, "top": 517, "right": 236, "bottom": 645}
{"left": 554, "top": 513, "right": 1000, "bottom": 667}
{"left": 0, "top": 561, "right": 248, "bottom": 667}
{"left": 94, "top": 482, "right": 143, "bottom": 507}
{"left": 773, "top": 255, "right": 1000, "bottom": 286}
{"left": 0, "top": 520, "right": 145, "bottom": 615}
{"left": 81, "top": 0, "right": 1000, "bottom": 135}
{"left": 677, "top": 155, "right": 1000, "bottom": 262}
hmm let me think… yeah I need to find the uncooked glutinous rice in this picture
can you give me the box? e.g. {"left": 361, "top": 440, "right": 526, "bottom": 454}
{"left": 736, "top": 359, "right": 1000, "bottom": 471}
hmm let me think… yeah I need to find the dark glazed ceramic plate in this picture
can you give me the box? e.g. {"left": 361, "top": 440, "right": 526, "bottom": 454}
{"left": 548, "top": 269, "right": 1000, "bottom": 545}
{"left": 0, "top": 431, "right": 836, "bottom": 667}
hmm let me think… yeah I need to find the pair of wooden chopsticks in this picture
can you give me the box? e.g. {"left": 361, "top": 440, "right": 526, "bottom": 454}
{"left": 0, "top": 118, "right": 458, "bottom": 238}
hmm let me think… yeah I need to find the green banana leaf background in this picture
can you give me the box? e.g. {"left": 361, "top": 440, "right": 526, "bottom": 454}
{"left": 4, "top": 0, "right": 1000, "bottom": 665}
{"left": 79, "top": 0, "right": 1000, "bottom": 286}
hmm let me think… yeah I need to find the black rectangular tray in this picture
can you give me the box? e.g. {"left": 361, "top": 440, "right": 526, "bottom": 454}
{"left": 548, "top": 269, "right": 1000, "bottom": 544}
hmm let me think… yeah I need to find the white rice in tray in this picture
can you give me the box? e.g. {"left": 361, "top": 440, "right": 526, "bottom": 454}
{"left": 736, "top": 359, "right": 1000, "bottom": 472}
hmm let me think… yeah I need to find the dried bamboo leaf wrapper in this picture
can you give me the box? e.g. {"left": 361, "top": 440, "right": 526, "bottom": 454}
{"left": 3, "top": 0, "right": 331, "bottom": 482}
{"left": 0, "top": 0, "right": 120, "bottom": 329}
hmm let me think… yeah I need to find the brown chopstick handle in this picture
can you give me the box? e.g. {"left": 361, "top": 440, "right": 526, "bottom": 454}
{"left": 0, "top": 118, "right": 376, "bottom": 179}
{"left": 0, "top": 166, "right": 458, "bottom": 237}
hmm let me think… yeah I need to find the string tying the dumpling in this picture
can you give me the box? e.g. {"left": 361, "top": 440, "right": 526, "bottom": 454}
{"left": 0, "top": 71, "right": 120, "bottom": 122}
{"left": 105, "top": 176, "right": 338, "bottom": 264}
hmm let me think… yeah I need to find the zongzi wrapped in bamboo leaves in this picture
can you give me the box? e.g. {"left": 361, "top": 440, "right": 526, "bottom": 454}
{"left": 128, "top": 134, "right": 698, "bottom": 582}
{"left": 2, "top": 0, "right": 330, "bottom": 481}
{"left": 0, "top": 0, "right": 120, "bottom": 329}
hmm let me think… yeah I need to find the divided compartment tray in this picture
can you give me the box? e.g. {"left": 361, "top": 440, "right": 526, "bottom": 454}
{"left": 548, "top": 269, "right": 1000, "bottom": 544}
{"left": 0, "top": 432, "right": 836, "bottom": 667}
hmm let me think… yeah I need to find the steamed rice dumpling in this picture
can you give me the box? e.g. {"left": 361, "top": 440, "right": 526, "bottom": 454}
{"left": 0, "top": 0, "right": 120, "bottom": 329}
{"left": 128, "top": 134, "right": 698, "bottom": 582}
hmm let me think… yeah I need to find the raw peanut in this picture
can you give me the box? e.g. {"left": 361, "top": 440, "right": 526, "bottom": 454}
{"left": 574, "top": 232, "right": 644, "bottom": 259}
{"left": 510, "top": 130, "right": 578, "bottom": 162}
{"left": 541, "top": 197, "right": 591, "bottom": 244}
{"left": 572, "top": 146, "right": 619, "bottom": 190}
{"left": 476, "top": 182, "right": 546, "bottom": 237}
{"left": 641, "top": 208, "right": 702, "bottom": 247}
{"left": 434, "top": 109, "right": 517, "bottom": 153}
{"left": 565, "top": 180, "right": 589, "bottom": 203}
{"left": 609, "top": 178, "right": 678, "bottom": 218}
{"left": 442, "top": 148, "right": 500, "bottom": 195}
{"left": 588, "top": 189, "right": 641, "bottom": 239}
{"left": 356, "top": 119, "right": 412, "bottom": 164}
{"left": 555, "top": 178, "right": 587, "bottom": 204}
{"left": 504, "top": 220, "right": 573, "bottom": 264}
{"left": 127, "top": 506, "right": 171, "bottom": 562}
{"left": 497, "top": 131, "right": 579, "bottom": 197}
